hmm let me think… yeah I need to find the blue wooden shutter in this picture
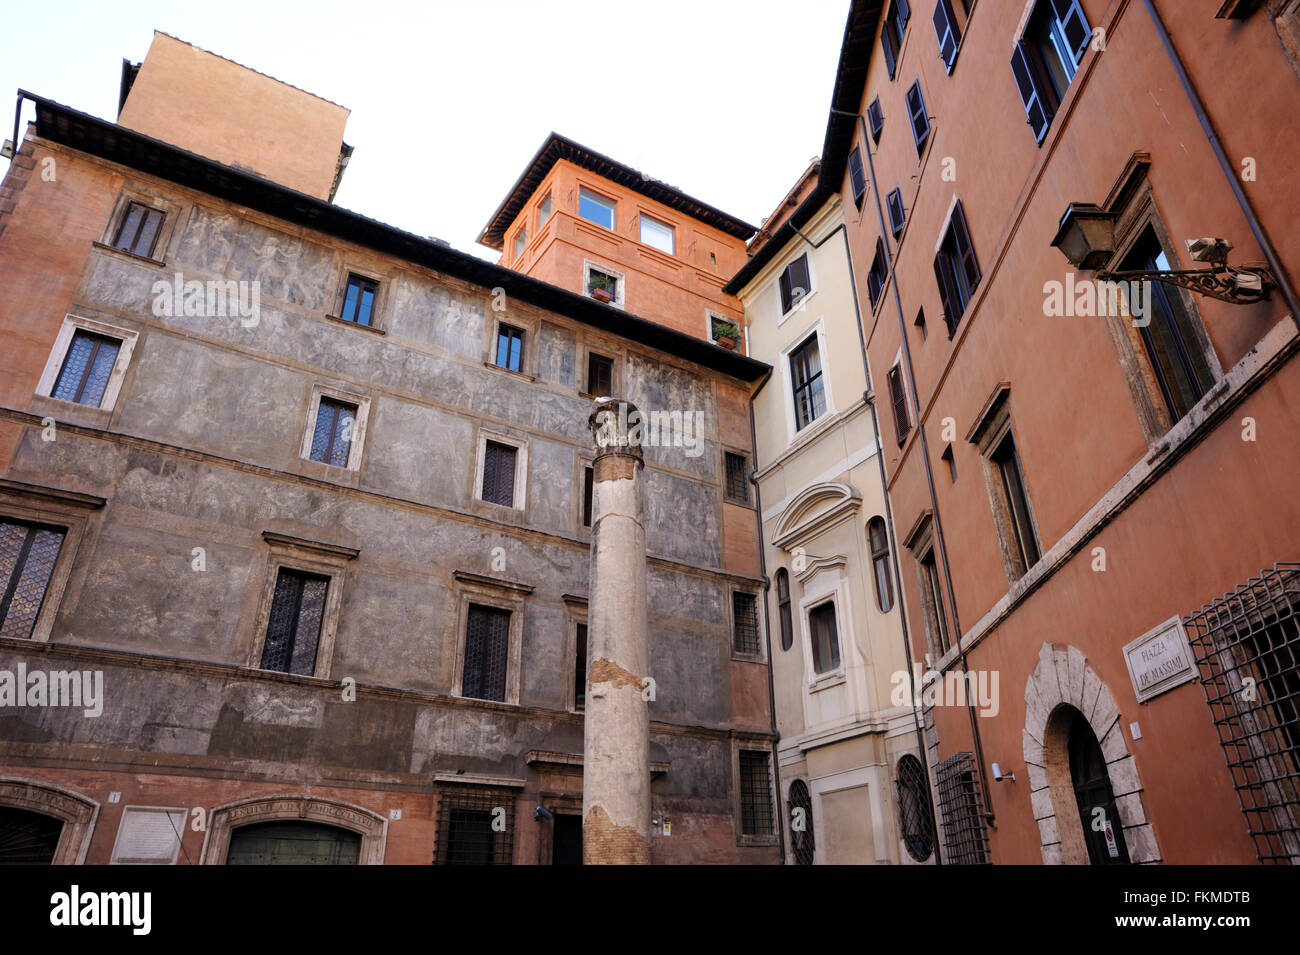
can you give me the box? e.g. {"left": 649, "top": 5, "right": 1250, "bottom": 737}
{"left": 887, "top": 188, "right": 906, "bottom": 238}
{"left": 882, "top": 22, "right": 898, "bottom": 79}
{"left": 1049, "top": 0, "right": 1091, "bottom": 67}
{"left": 906, "top": 81, "right": 929, "bottom": 155}
{"left": 1010, "top": 40, "right": 1054, "bottom": 143}
{"left": 868, "top": 98, "right": 884, "bottom": 141}
{"left": 933, "top": 0, "right": 960, "bottom": 72}
{"left": 951, "top": 199, "right": 981, "bottom": 294}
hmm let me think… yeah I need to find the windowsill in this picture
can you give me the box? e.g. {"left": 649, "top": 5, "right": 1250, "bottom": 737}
{"left": 91, "top": 241, "right": 165, "bottom": 268}
{"left": 723, "top": 496, "right": 754, "bottom": 510}
{"left": 776, "top": 289, "right": 818, "bottom": 326}
{"left": 737, "top": 833, "right": 779, "bottom": 848}
{"left": 808, "top": 670, "right": 846, "bottom": 693}
{"left": 30, "top": 393, "right": 113, "bottom": 426}
{"left": 731, "top": 651, "right": 766, "bottom": 665}
{"left": 323, "top": 313, "right": 386, "bottom": 335}
{"left": 483, "top": 361, "right": 537, "bottom": 383}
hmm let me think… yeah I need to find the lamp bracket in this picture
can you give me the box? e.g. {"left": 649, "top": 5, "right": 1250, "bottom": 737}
{"left": 1094, "top": 263, "right": 1275, "bottom": 305}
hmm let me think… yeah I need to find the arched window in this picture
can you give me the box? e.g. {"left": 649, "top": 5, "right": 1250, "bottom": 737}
{"left": 868, "top": 516, "right": 894, "bottom": 612}
{"left": 896, "top": 754, "right": 935, "bottom": 862}
{"left": 776, "top": 569, "right": 793, "bottom": 652}
{"left": 787, "top": 779, "right": 815, "bottom": 865}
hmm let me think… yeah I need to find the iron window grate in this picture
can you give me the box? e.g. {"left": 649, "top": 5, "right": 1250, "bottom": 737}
{"left": 739, "top": 749, "right": 774, "bottom": 836}
{"left": 733, "top": 591, "right": 760, "bottom": 655}
{"left": 433, "top": 784, "right": 515, "bottom": 865}
{"left": 787, "top": 779, "right": 815, "bottom": 864}
{"left": 463, "top": 604, "right": 510, "bottom": 701}
{"left": 724, "top": 452, "right": 749, "bottom": 503}
{"left": 260, "top": 568, "right": 328, "bottom": 675}
{"left": 933, "top": 751, "right": 989, "bottom": 864}
{"left": 0, "top": 520, "right": 66, "bottom": 640}
{"left": 1185, "top": 562, "right": 1300, "bottom": 863}
{"left": 897, "top": 754, "right": 937, "bottom": 862}
{"left": 53, "top": 331, "right": 120, "bottom": 407}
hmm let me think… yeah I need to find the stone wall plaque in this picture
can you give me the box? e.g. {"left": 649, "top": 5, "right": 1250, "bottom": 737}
{"left": 1123, "top": 616, "right": 1197, "bottom": 703}
{"left": 110, "top": 807, "right": 187, "bottom": 864}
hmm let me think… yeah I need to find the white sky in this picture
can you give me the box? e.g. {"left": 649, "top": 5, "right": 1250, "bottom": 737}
{"left": 2, "top": 0, "right": 848, "bottom": 262}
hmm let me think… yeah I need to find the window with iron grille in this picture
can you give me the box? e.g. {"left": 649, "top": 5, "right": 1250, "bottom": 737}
{"left": 868, "top": 238, "right": 888, "bottom": 311}
{"left": 906, "top": 80, "right": 930, "bottom": 158}
{"left": 868, "top": 97, "right": 884, "bottom": 141}
{"left": 847, "top": 147, "right": 867, "bottom": 209}
{"left": 869, "top": 516, "right": 894, "bottom": 613}
{"left": 481, "top": 441, "right": 518, "bottom": 508}
{"left": 887, "top": 187, "right": 906, "bottom": 239}
{"left": 775, "top": 568, "right": 793, "bottom": 652}
{"left": 495, "top": 323, "right": 525, "bottom": 371}
{"left": 897, "top": 754, "right": 937, "bottom": 862}
{"left": 587, "top": 353, "right": 614, "bottom": 397}
{"left": 724, "top": 452, "right": 749, "bottom": 504}
{"left": 340, "top": 274, "right": 378, "bottom": 326}
{"left": 933, "top": 199, "right": 981, "bottom": 337}
{"left": 739, "top": 749, "right": 774, "bottom": 836}
{"left": 0, "top": 520, "right": 66, "bottom": 640}
{"left": 574, "top": 622, "right": 588, "bottom": 712}
{"left": 112, "top": 200, "right": 165, "bottom": 258}
{"left": 933, "top": 751, "right": 989, "bottom": 864}
{"left": 789, "top": 333, "right": 826, "bottom": 431}
{"left": 582, "top": 466, "right": 594, "bottom": 527}
{"left": 1185, "top": 563, "right": 1300, "bottom": 863}
{"left": 433, "top": 784, "right": 515, "bottom": 864}
{"left": 308, "top": 397, "right": 357, "bottom": 468}
{"left": 52, "top": 331, "right": 121, "bottom": 408}
{"left": 887, "top": 365, "right": 910, "bottom": 446}
{"left": 462, "top": 604, "right": 511, "bottom": 702}
{"left": 787, "top": 779, "right": 815, "bottom": 864}
{"left": 733, "top": 591, "right": 760, "bottom": 656}
{"left": 260, "top": 568, "right": 329, "bottom": 675}
{"left": 778, "top": 254, "right": 811, "bottom": 315}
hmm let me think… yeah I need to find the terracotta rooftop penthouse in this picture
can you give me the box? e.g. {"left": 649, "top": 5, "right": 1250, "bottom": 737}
{"left": 480, "top": 132, "right": 757, "bottom": 351}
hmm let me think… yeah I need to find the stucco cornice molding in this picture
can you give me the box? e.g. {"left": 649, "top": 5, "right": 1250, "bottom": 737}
{"left": 453, "top": 570, "right": 535, "bottom": 595}
{"left": 261, "top": 530, "right": 359, "bottom": 561}
{"left": 772, "top": 481, "right": 862, "bottom": 550}
{"left": 0, "top": 478, "right": 106, "bottom": 510}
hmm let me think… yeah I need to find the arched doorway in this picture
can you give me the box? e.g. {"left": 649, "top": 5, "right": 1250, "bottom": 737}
{"left": 1067, "top": 709, "right": 1130, "bottom": 865}
{"left": 226, "top": 821, "right": 361, "bottom": 865}
{"left": 0, "top": 806, "right": 63, "bottom": 864}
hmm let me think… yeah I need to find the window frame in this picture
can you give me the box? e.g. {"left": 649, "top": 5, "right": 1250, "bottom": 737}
{"left": 450, "top": 571, "right": 530, "bottom": 706}
{"left": 582, "top": 260, "right": 626, "bottom": 310}
{"left": 905, "top": 79, "right": 931, "bottom": 158}
{"left": 789, "top": 332, "right": 828, "bottom": 433}
{"left": 512, "top": 226, "right": 528, "bottom": 262}
{"left": 536, "top": 193, "right": 553, "bottom": 229}
{"left": 933, "top": 197, "right": 981, "bottom": 338}
{"left": 775, "top": 568, "right": 794, "bottom": 652}
{"left": 968, "top": 388, "right": 1043, "bottom": 584}
{"left": 733, "top": 743, "right": 778, "bottom": 846}
{"left": 887, "top": 363, "right": 911, "bottom": 447}
{"left": 638, "top": 213, "right": 676, "bottom": 255}
{"left": 334, "top": 271, "right": 382, "bottom": 328}
{"left": 867, "top": 237, "right": 889, "bottom": 311}
{"left": 780, "top": 318, "right": 836, "bottom": 443}
{"left": 564, "top": 598, "right": 589, "bottom": 714}
{"left": 35, "top": 315, "right": 139, "bottom": 414}
{"left": 868, "top": 516, "right": 895, "bottom": 613}
{"left": 724, "top": 451, "right": 750, "bottom": 505}
{"left": 493, "top": 321, "right": 527, "bottom": 372}
{"left": 97, "top": 191, "right": 181, "bottom": 264}
{"left": 887, "top": 187, "right": 906, "bottom": 239}
{"left": 847, "top": 147, "right": 867, "bottom": 209}
{"left": 1010, "top": 0, "right": 1092, "bottom": 145}
{"left": 777, "top": 253, "right": 815, "bottom": 319}
{"left": 867, "top": 97, "right": 885, "bottom": 142}
{"left": 577, "top": 187, "right": 617, "bottom": 231}
{"left": 906, "top": 514, "right": 950, "bottom": 662}
{"left": 583, "top": 350, "right": 616, "bottom": 399}
{"left": 473, "top": 429, "right": 529, "bottom": 511}
{"left": 299, "top": 384, "right": 371, "bottom": 472}
{"left": 730, "top": 589, "right": 764, "bottom": 660}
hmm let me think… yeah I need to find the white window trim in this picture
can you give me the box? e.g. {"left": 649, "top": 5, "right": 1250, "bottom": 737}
{"left": 578, "top": 187, "right": 617, "bottom": 231}
{"left": 450, "top": 575, "right": 530, "bottom": 706}
{"left": 582, "top": 260, "right": 626, "bottom": 311}
{"left": 36, "top": 315, "right": 140, "bottom": 412}
{"left": 777, "top": 252, "right": 818, "bottom": 326}
{"left": 780, "top": 316, "right": 837, "bottom": 445}
{"left": 299, "top": 384, "right": 371, "bottom": 471}
{"left": 638, "top": 213, "right": 676, "bottom": 255}
{"left": 473, "top": 429, "right": 530, "bottom": 511}
{"left": 706, "top": 310, "right": 739, "bottom": 343}
{"left": 798, "top": 584, "right": 850, "bottom": 691}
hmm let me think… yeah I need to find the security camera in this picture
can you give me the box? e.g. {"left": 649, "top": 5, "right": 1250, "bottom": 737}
{"left": 1185, "top": 237, "right": 1233, "bottom": 266}
{"left": 533, "top": 806, "right": 554, "bottom": 822}
{"left": 991, "top": 762, "right": 1016, "bottom": 783}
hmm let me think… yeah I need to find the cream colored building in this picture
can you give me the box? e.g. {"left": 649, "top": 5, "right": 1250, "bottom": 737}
{"left": 728, "top": 164, "right": 934, "bottom": 864}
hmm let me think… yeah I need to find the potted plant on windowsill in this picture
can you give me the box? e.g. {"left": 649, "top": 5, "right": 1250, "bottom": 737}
{"left": 713, "top": 321, "right": 741, "bottom": 350}
{"left": 588, "top": 273, "right": 615, "bottom": 304}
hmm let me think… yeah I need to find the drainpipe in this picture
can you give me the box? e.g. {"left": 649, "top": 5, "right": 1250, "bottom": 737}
{"left": 1141, "top": 0, "right": 1300, "bottom": 330}
{"left": 830, "top": 107, "right": 994, "bottom": 824}
{"left": 746, "top": 368, "right": 786, "bottom": 865}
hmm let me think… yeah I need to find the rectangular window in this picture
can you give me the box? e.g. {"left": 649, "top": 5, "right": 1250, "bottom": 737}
{"left": 586, "top": 266, "right": 620, "bottom": 304}
{"left": 495, "top": 323, "right": 525, "bottom": 372}
{"left": 906, "top": 80, "right": 930, "bottom": 157}
{"left": 537, "top": 194, "right": 552, "bottom": 228}
{"left": 582, "top": 466, "right": 594, "bottom": 527}
{"left": 868, "top": 238, "right": 888, "bottom": 311}
{"left": 340, "top": 274, "right": 378, "bottom": 326}
{"left": 809, "top": 601, "right": 842, "bottom": 674}
{"left": 739, "top": 749, "right": 774, "bottom": 836}
{"left": 934, "top": 752, "right": 990, "bottom": 864}
{"left": 933, "top": 199, "right": 981, "bottom": 336}
{"left": 639, "top": 215, "right": 675, "bottom": 254}
{"left": 725, "top": 452, "right": 749, "bottom": 504}
{"left": 1011, "top": 0, "right": 1091, "bottom": 144}
{"left": 881, "top": 0, "right": 910, "bottom": 80}
{"left": 434, "top": 785, "right": 514, "bottom": 864}
{"left": 513, "top": 227, "right": 527, "bottom": 261}
{"left": 887, "top": 187, "right": 906, "bottom": 239}
{"left": 991, "top": 431, "right": 1041, "bottom": 574}
{"left": 847, "top": 147, "right": 867, "bottom": 209}
{"left": 778, "top": 254, "right": 811, "bottom": 314}
{"left": 260, "top": 568, "right": 329, "bottom": 675}
{"left": 868, "top": 97, "right": 884, "bottom": 142}
{"left": 887, "top": 365, "right": 911, "bottom": 446}
{"left": 481, "top": 441, "right": 518, "bottom": 508}
{"left": 733, "top": 591, "right": 760, "bottom": 656}
{"left": 463, "top": 604, "right": 511, "bottom": 701}
{"left": 578, "top": 188, "right": 616, "bottom": 230}
{"left": 0, "top": 520, "right": 66, "bottom": 640}
{"left": 586, "top": 353, "right": 614, "bottom": 397}
{"left": 574, "top": 622, "right": 588, "bottom": 712}
{"left": 1121, "top": 227, "right": 1214, "bottom": 424}
{"left": 112, "top": 200, "right": 165, "bottom": 258}
{"left": 789, "top": 334, "right": 827, "bottom": 431}
{"left": 933, "top": 0, "right": 962, "bottom": 72}
{"left": 52, "top": 331, "right": 121, "bottom": 407}
{"left": 309, "top": 398, "right": 357, "bottom": 468}
{"left": 920, "top": 547, "right": 949, "bottom": 656}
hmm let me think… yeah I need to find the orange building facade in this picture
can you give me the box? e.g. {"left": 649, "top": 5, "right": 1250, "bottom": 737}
{"left": 820, "top": 0, "right": 1300, "bottom": 864}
